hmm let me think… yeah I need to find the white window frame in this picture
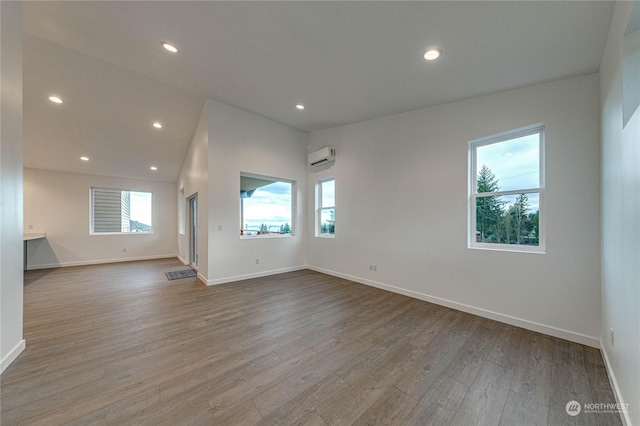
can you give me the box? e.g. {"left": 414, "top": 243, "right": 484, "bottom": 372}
{"left": 240, "top": 172, "right": 296, "bottom": 239}
{"left": 90, "top": 187, "right": 153, "bottom": 235}
{"left": 316, "top": 177, "right": 335, "bottom": 238}
{"left": 178, "top": 187, "right": 185, "bottom": 235}
{"left": 468, "top": 123, "right": 545, "bottom": 253}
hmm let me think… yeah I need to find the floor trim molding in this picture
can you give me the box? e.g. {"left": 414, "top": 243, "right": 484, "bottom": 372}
{"left": 307, "top": 265, "right": 600, "bottom": 348}
{"left": 599, "top": 341, "right": 631, "bottom": 426}
{"left": 25, "top": 254, "right": 178, "bottom": 270}
{"left": 197, "top": 272, "right": 208, "bottom": 285}
{"left": 206, "top": 265, "right": 307, "bottom": 286}
{"left": 1, "top": 339, "right": 25, "bottom": 374}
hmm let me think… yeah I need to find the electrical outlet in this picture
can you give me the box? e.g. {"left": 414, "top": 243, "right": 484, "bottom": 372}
{"left": 255, "top": 258, "right": 260, "bottom": 265}
{"left": 28, "top": 224, "right": 34, "bottom": 230}
{"left": 610, "top": 328, "right": 614, "bottom": 346}
{"left": 369, "top": 264, "right": 377, "bottom": 272}
{"left": 122, "top": 248, "right": 127, "bottom": 253}
{"left": 217, "top": 224, "right": 223, "bottom": 231}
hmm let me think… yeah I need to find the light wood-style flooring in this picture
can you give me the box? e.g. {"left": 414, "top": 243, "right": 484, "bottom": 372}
{"left": 1, "top": 259, "right": 623, "bottom": 425}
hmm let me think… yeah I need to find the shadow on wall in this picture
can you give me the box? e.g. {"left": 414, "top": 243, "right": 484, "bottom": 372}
{"left": 25, "top": 238, "right": 62, "bottom": 270}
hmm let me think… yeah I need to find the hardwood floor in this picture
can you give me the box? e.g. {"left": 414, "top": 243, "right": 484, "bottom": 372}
{"left": 1, "top": 259, "right": 623, "bottom": 425}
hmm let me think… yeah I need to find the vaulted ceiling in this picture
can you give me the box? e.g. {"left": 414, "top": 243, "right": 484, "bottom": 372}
{"left": 23, "top": 1, "right": 615, "bottom": 182}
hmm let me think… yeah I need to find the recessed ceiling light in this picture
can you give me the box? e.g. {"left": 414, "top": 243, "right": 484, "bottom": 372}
{"left": 295, "top": 104, "right": 305, "bottom": 110}
{"left": 49, "top": 96, "right": 63, "bottom": 104}
{"left": 150, "top": 166, "right": 158, "bottom": 171}
{"left": 423, "top": 48, "right": 442, "bottom": 61}
{"left": 153, "top": 122, "right": 163, "bottom": 129}
{"left": 80, "top": 156, "right": 89, "bottom": 161}
{"left": 161, "top": 42, "right": 178, "bottom": 53}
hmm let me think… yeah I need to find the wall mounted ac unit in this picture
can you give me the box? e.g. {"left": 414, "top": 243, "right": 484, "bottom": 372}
{"left": 308, "top": 146, "right": 336, "bottom": 168}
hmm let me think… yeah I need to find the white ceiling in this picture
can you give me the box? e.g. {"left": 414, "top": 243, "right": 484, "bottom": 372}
{"left": 23, "top": 1, "right": 615, "bottom": 182}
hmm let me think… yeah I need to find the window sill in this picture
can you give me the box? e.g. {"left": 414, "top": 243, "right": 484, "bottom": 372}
{"left": 468, "top": 244, "right": 545, "bottom": 254}
{"left": 240, "top": 234, "right": 293, "bottom": 240}
{"left": 91, "top": 231, "right": 154, "bottom": 236}
{"left": 315, "top": 234, "right": 335, "bottom": 239}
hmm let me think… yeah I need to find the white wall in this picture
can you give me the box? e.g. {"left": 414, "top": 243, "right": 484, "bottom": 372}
{"left": 23, "top": 169, "right": 177, "bottom": 269}
{"left": 1, "top": 1, "right": 25, "bottom": 373}
{"left": 600, "top": 2, "right": 640, "bottom": 424}
{"left": 206, "top": 99, "right": 307, "bottom": 284}
{"left": 177, "top": 102, "right": 209, "bottom": 280}
{"left": 307, "top": 74, "right": 602, "bottom": 347}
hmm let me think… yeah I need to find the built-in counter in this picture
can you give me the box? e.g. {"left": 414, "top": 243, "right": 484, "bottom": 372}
{"left": 23, "top": 233, "right": 46, "bottom": 271}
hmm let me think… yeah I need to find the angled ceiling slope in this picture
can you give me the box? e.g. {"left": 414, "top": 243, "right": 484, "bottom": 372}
{"left": 23, "top": 1, "right": 614, "bottom": 182}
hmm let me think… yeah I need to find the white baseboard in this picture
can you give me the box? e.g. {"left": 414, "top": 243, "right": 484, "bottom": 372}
{"left": 176, "top": 255, "right": 206, "bottom": 284}
{"left": 206, "top": 265, "right": 307, "bottom": 286}
{"left": 26, "top": 254, "right": 178, "bottom": 270}
{"left": 197, "top": 272, "right": 208, "bottom": 285}
{"left": 307, "top": 265, "right": 600, "bottom": 348}
{"left": 599, "top": 341, "right": 632, "bottom": 426}
{"left": 1, "top": 339, "right": 25, "bottom": 374}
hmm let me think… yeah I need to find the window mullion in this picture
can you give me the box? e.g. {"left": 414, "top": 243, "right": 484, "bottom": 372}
{"left": 475, "top": 188, "right": 542, "bottom": 198}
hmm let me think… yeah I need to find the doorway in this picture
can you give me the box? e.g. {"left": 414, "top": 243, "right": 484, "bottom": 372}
{"left": 188, "top": 194, "right": 198, "bottom": 269}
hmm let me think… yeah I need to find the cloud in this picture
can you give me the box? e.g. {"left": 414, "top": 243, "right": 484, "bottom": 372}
{"left": 476, "top": 133, "right": 540, "bottom": 192}
{"left": 243, "top": 181, "right": 293, "bottom": 228}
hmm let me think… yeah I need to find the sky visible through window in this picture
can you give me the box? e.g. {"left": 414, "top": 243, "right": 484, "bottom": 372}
{"left": 320, "top": 179, "right": 335, "bottom": 235}
{"left": 476, "top": 133, "right": 540, "bottom": 211}
{"left": 243, "top": 181, "right": 292, "bottom": 232}
{"left": 321, "top": 179, "right": 335, "bottom": 207}
{"left": 130, "top": 191, "right": 152, "bottom": 226}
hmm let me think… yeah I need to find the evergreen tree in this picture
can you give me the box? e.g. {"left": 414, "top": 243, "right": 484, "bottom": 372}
{"left": 475, "top": 165, "right": 539, "bottom": 246}
{"left": 512, "top": 193, "right": 530, "bottom": 244}
{"left": 476, "top": 165, "right": 503, "bottom": 242}
{"left": 327, "top": 210, "right": 335, "bottom": 234}
{"left": 320, "top": 210, "right": 335, "bottom": 234}
{"left": 528, "top": 211, "right": 539, "bottom": 244}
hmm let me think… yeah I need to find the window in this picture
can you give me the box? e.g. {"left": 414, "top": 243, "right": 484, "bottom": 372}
{"left": 91, "top": 187, "right": 152, "bottom": 234}
{"left": 469, "top": 124, "right": 544, "bottom": 252}
{"left": 178, "top": 187, "right": 185, "bottom": 234}
{"left": 240, "top": 174, "right": 294, "bottom": 236}
{"left": 316, "top": 178, "right": 335, "bottom": 236}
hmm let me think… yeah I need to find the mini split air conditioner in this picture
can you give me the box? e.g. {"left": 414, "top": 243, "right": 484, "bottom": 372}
{"left": 308, "top": 146, "right": 336, "bottom": 169}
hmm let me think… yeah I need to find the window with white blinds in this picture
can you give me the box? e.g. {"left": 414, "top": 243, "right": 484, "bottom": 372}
{"left": 90, "top": 187, "right": 152, "bottom": 234}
